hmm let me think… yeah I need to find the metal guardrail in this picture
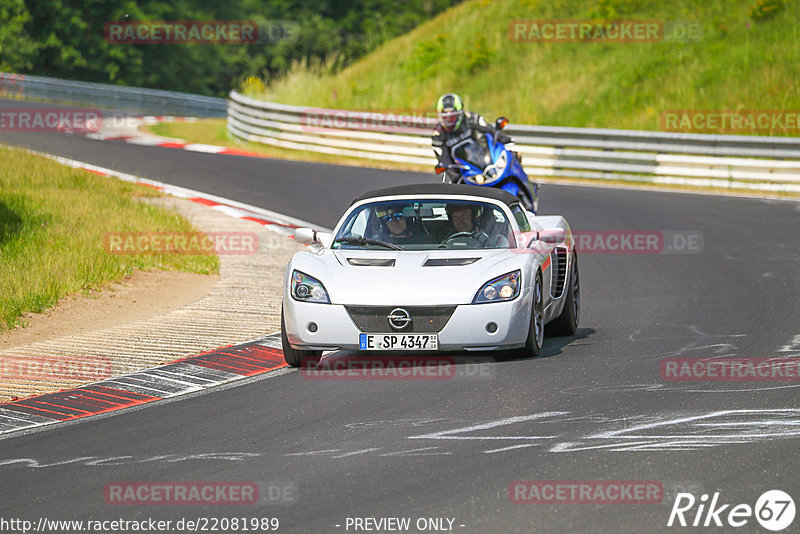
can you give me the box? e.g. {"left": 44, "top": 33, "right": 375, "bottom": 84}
{"left": 0, "top": 72, "right": 226, "bottom": 117}
{"left": 228, "top": 90, "right": 800, "bottom": 193}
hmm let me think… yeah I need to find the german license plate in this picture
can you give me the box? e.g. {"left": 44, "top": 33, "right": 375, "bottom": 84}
{"left": 359, "top": 333, "right": 438, "bottom": 350}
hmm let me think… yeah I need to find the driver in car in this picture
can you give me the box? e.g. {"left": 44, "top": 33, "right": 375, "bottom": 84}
{"left": 444, "top": 203, "right": 509, "bottom": 248}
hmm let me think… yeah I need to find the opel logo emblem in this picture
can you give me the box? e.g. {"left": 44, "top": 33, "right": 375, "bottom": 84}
{"left": 387, "top": 308, "right": 411, "bottom": 330}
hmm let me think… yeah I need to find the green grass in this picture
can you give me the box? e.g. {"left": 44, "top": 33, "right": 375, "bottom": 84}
{"left": 246, "top": 0, "right": 799, "bottom": 135}
{"left": 0, "top": 146, "right": 218, "bottom": 330}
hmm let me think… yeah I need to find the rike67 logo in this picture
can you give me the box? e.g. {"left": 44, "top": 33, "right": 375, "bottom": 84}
{"left": 668, "top": 490, "right": 795, "bottom": 531}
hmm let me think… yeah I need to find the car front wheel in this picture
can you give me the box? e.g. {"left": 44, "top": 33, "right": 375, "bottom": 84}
{"left": 521, "top": 271, "right": 544, "bottom": 358}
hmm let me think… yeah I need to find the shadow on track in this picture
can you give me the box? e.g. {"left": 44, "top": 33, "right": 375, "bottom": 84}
{"left": 300, "top": 326, "right": 597, "bottom": 372}
{"left": 537, "top": 327, "right": 596, "bottom": 359}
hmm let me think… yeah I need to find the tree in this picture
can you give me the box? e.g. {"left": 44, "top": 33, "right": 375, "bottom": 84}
{"left": 0, "top": 0, "right": 37, "bottom": 71}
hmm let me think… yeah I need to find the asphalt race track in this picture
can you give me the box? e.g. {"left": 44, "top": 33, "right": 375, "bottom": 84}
{"left": 1, "top": 101, "right": 799, "bottom": 533}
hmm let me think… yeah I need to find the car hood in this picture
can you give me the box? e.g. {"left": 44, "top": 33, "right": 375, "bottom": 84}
{"left": 290, "top": 249, "right": 531, "bottom": 306}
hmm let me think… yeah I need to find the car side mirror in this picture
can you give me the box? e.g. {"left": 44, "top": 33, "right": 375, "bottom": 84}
{"left": 495, "top": 117, "right": 509, "bottom": 130}
{"left": 294, "top": 228, "right": 316, "bottom": 244}
{"left": 294, "top": 228, "right": 333, "bottom": 248}
{"left": 526, "top": 231, "right": 540, "bottom": 248}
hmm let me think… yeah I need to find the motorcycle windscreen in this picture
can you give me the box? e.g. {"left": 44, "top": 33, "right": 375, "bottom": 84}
{"left": 453, "top": 137, "right": 492, "bottom": 170}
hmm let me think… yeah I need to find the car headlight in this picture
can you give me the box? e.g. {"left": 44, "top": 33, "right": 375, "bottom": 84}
{"left": 291, "top": 270, "right": 330, "bottom": 304}
{"left": 473, "top": 270, "right": 521, "bottom": 304}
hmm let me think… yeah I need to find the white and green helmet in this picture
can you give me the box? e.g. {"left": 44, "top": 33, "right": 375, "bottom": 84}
{"left": 436, "top": 93, "right": 464, "bottom": 131}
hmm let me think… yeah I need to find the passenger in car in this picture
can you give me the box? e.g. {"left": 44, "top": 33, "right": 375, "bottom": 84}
{"left": 377, "top": 206, "right": 435, "bottom": 246}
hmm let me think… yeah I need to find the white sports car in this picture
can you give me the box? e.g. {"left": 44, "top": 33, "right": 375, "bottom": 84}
{"left": 281, "top": 183, "right": 579, "bottom": 367}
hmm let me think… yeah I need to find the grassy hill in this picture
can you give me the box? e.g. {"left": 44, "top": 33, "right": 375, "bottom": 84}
{"left": 249, "top": 0, "right": 798, "bottom": 134}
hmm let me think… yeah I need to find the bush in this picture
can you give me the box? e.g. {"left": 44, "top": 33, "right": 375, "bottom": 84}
{"left": 749, "top": 0, "right": 786, "bottom": 21}
{"left": 240, "top": 76, "right": 266, "bottom": 96}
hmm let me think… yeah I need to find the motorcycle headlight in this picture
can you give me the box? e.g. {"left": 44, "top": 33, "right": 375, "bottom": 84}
{"left": 495, "top": 151, "right": 508, "bottom": 175}
{"left": 291, "top": 270, "right": 330, "bottom": 304}
{"left": 473, "top": 270, "right": 521, "bottom": 304}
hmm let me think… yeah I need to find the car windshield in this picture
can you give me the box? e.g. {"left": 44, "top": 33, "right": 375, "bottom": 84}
{"left": 332, "top": 199, "right": 516, "bottom": 250}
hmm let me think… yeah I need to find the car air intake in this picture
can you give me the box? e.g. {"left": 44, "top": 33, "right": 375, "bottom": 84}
{"left": 346, "top": 306, "right": 456, "bottom": 333}
{"left": 551, "top": 247, "right": 568, "bottom": 298}
{"left": 423, "top": 257, "right": 480, "bottom": 266}
{"left": 347, "top": 258, "right": 396, "bottom": 266}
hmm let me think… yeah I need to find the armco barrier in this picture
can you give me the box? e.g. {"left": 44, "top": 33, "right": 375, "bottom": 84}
{"left": 3, "top": 72, "right": 798, "bottom": 192}
{"left": 227, "top": 90, "right": 800, "bottom": 193}
{"left": 0, "top": 72, "right": 226, "bottom": 117}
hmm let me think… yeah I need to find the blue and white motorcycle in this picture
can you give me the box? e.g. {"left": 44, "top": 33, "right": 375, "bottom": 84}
{"left": 437, "top": 117, "right": 539, "bottom": 213}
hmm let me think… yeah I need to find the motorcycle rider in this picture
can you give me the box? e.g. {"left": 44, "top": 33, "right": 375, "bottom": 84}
{"left": 432, "top": 93, "right": 512, "bottom": 182}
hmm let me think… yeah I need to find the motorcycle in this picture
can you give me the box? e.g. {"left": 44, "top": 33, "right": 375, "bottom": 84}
{"left": 436, "top": 117, "right": 539, "bottom": 213}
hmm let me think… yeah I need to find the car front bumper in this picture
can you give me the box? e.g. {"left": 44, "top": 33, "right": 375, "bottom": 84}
{"left": 283, "top": 289, "right": 532, "bottom": 352}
